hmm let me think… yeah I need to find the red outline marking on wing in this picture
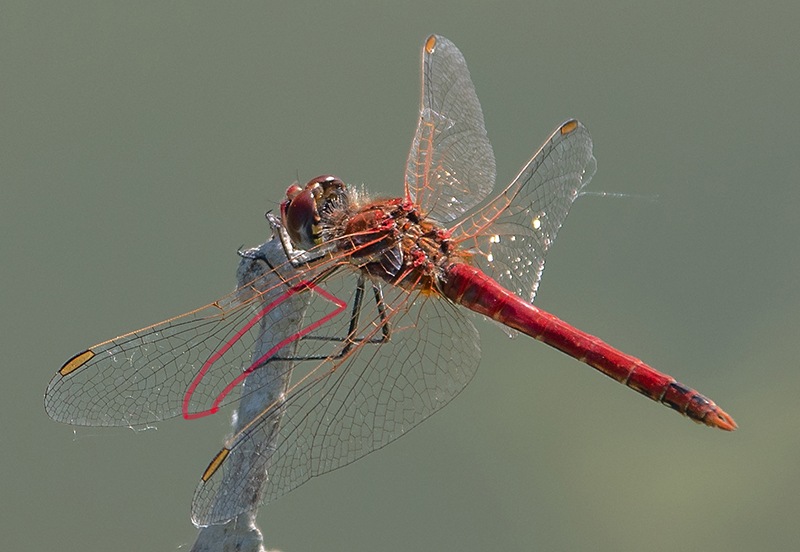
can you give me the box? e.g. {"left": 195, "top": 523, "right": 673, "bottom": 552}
{"left": 182, "top": 280, "right": 347, "bottom": 420}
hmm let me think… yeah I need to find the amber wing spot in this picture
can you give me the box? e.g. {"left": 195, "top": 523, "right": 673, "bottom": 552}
{"left": 59, "top": 349, "right": 95, "bottom": 376}
{"left": 425, "top": 35, "right": 437, "bottom": 54}
{"left": 202, "top": 448, "right": 231, "bottom": 482}
{"left": 560, "top": 119, "right": 579, "bottom": 135}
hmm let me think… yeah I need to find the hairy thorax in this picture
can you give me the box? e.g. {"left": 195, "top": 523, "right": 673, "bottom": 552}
{"left": 329, "top": 194, "right": 467, "bottom": 293}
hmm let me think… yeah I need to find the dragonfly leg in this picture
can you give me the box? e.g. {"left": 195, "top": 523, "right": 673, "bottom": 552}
{"left": 272, "top": 275, "right": 391, "bottom": 362}
{"left": 372, "top": 280, "right": 391, "bottom": 342}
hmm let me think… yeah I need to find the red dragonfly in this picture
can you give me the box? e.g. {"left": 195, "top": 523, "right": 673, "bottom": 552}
{"left": 45, "top": 35, "right": 736, "bottom": 526}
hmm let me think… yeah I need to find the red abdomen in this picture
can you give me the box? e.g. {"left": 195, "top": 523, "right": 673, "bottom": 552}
{"left": 441, "top": 263, "right": 736, "bottom": 430}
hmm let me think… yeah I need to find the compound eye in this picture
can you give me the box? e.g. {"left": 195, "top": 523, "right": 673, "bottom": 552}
{"left": 285, "top": 183, "right": 303, "bottom": 202}
{"left": 281, "top": 184, "right": 320, "bottom": 250}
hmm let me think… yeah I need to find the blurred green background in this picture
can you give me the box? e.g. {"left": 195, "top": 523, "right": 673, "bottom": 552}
{"left": 2, "top": 1, "right": 798, "bottom": 551}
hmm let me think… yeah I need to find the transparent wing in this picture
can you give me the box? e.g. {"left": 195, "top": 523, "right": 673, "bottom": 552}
{"left": 405, "top": 35, "right": 496, "bottom": 223}
{"left": 46, "top": 238, "right": 481, "bottom": 526}
{"left": 451, "top": 119, "right": 596, "bottom": 302}
{"left": 44, "top": 256, "right": 326, "bottom": 427}
{"left": 191, "top": 276, "right": 480, "bottom": 525}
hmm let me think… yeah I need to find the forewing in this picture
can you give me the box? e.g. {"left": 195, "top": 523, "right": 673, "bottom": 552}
{"left": 44, "top": 254, "right": 326, "bottom": 427}
{"left": 405, "top": 35, "right": 496, "bottom": 222}
{"left": 191, "top": 278, "right": 481, "bottom": 525}
{"left": 452, "top": 120, "right": 596, "bottom": 302}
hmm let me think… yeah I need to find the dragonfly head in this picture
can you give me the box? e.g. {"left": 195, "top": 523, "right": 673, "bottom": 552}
{"left": 281, "top": 175, "right": 347, "bottom": 251}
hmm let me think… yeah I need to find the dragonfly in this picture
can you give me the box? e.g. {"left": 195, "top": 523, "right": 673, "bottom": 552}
{"left": 45, "top": 35, "right": 736, "bottom": 527}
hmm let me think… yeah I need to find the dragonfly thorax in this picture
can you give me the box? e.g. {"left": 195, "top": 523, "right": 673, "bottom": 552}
{"left": 282, "top": 175, "right": 466, "bottom": 294}
{"left": 331, "top": 196, "right": 462, "bottom": 293}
